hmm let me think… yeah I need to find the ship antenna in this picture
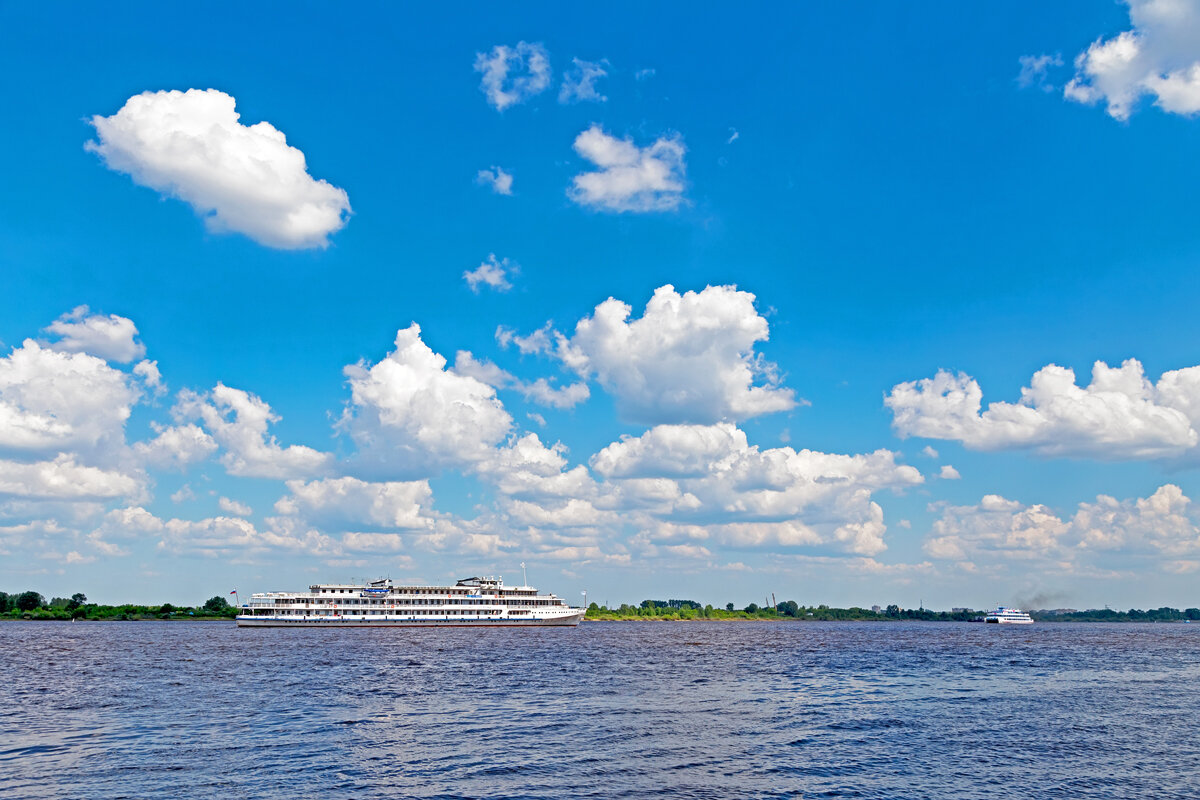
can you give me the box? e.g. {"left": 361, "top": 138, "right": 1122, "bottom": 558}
{"left": 521, "top": 561, "right": 528, "bottom": 587}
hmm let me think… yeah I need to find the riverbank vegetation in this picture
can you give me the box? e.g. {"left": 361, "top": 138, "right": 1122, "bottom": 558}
{"left": 3, "top": 590, "right": 1197, "bottom": 623}
{"left": 583, "top": 600, "right": 980, "bottom": 621}
{"left": 0, "top": 591, "right": 238, "bottom": 621}
{"left": 582, "top": 600, "right": 1200, "bottom": 623}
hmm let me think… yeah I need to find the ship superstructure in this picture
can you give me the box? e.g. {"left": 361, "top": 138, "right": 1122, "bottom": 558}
{"left": 235, "top": 576, "right": 584, "bottom": 627}
{"left": 985, "top": 606, "right": 1034, "bottom": 624}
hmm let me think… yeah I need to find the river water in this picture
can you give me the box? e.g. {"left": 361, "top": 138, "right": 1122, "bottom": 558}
{"left": 1, "top": 620, "right": 1197, "bottom": 799}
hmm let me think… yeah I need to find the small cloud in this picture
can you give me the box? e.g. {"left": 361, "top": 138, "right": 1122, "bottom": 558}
{"left": 476, "top": 166, "right": 513, "bottom": 196}
{"left": 474, "top": 42, "right": 551, "bottom": 111}
{"left": 897, "top": 519, "right": 912, "bottom": 529}
{"left": 939, "top": 465, "right": 962, "bottom": 480}
{"left": 920, "top": 445, "right": 939, "bottom": 459}
{"left": 463, "top": 254, "right": 515, "bottom": 294}
{"left": 171, "top": 484, "right": 196, "bottom": 503}
{"left": 134, "top": 359, "right": 165, "bottom": 396}
{"left": 568, "top": 125, "right": 686, "bottom": 213}
{"left": 635, "top": 68, "right": 656, "bottom": 81}
{"left": 727, "top": 128, "right": 739, "bottom": 144}
{"left": 1016, "top": 53, "right": 1062, "bottom": 93}
{"left": 218, "top": 497, "right": 253, "bottom": 516}
{"left": 45, "top": 306, "right": 145, "bottom": 363}
{"left": 560, "top": 58, "right": 609, "bottom": 104}
{"left": 496, "top": 323, "right": 552, "bottom": 354}
{"left": 527, "top": 412, "right": 547, "bottom": 428}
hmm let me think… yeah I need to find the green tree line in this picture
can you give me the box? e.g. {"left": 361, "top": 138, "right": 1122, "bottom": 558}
{"left": 0, "top": 591, "right": 240, "bottom": 621}
{"left": 584, "top": 600, "right": 1200, "bottom": 622}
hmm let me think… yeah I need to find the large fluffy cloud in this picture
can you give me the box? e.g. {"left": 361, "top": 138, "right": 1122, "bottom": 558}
{"left": 926, "top": 484, "right": 1200, "bottom": 570}
{"left": 520, "top": 284, "right": 795, "bottom": 424}
{"left": 177, "top": 383, "right": 333, "bottom": 479}
{"left": 886, "top": 359, "right": 1200, "bottom": 461}
{"left": 339, "top": 324, "right": 513, "bottom": 477}
{"left": 474, "top": 42, "right": 551, "bottom": 111}
{"left": 568, "top": 125, "right": 686, "bottom": 212}
{"left": 0, "top": 456, "right": 141, "bottom": 501}
{"left": 87, "top": 89, "right": 351, "bottom": 249}
{"left": 0, "top": 339, "right": 139, "bottom": 460}
{"left": 157, "top": 514, "right": 338, "bottom": 558}
{"left": 591, "top": 422, "right": 923, "bottom": 556}
{"left": 133, "top": 423, "right": 218, "bottom": 471}
{"left": 463, "top": 422, "right": 921, "bottom": 561}
{"left": 274, "top": 476, "right": 439, "bottom": 532}
{"left": 44, "top": 306, "right": 145, "bottom": 363}
{"left": 1065, "top": 0, "right": 1200, "bottom": 120}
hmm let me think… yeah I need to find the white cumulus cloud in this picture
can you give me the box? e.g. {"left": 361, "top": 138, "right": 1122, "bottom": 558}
{"left": 45, "top": 306, "right": 145, "bottom": 363}
{"left": 559, "top": 58, "right": 609, "bottom": 104}
{"left": 87, "top": 88, "right": 351, "bottom": 249}
{"left": 463, "top": 254, "right": 514, "bottom": 293}
{"left": 887, "top": 359, "right": 1200, "bottom": 461}
{"left": 274, "top": 476, "right": 439, "bottom": 532}
{"left": 474, "top": 42, "right": 551, "bottom": 111}
{"left": 0, "top": 455, "right": 141, "bottom": 501}
{"left": 133, "top": 360, "right": 164, "bottom": 395}
{"left": 339, "top": 324, "right": 513, "bottom": 478}
{"left": 0, "top": 339, "right": 139, "bottom": 460}
{"left": 926, "top": 484, "right": 1200, "bottom": 568}
{"left": 1065, "top": 0, "right": 1200, "bottom": 119}
{"left": 568, "top": 125, "right": 686, "bottom": 212}
{"left": 540, "top": 284, "right": 795, "bottom": 424}
{"left": 177, "top": 383, "right": 333, "bottom": 479}
{"left": 157, "top": 513, "right": 338, "bottom": 558}
{"left": 589, "top": 422, "right": 923, "bottom": 556}
{"left": 476, "top": 166, "right": 513, "bottom": 195}
{"left": 454, "top": 352, "right": 590, "bottom": 411}
{"left": 133, "top": 423, "right": 217, "bottom": 471}
{"left": 218, "top": 496, "right": 253, "bottom": 517}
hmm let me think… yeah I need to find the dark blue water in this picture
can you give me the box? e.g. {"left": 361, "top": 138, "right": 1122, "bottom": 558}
{"left": 2, "top": 621, "right": 1198, "bottom": 799}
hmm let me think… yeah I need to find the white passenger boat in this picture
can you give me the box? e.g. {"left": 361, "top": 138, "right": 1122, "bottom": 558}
{"left": 985, "top": 606, "right": 1034, "bottom": 624}
{"left": 235, "top": 576, "right": 584, "bottom": 627}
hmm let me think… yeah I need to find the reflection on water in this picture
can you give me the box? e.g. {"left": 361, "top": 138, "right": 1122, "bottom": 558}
{"left": 1, "top": 621, "right": 1198, "bottom": 799}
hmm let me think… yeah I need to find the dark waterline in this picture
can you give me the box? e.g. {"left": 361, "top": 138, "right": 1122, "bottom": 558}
{"left": 2, "top": 621, "right": 1198, "bottom": 799}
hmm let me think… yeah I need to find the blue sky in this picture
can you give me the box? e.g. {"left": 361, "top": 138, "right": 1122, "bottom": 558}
{"left": 3, "top": 1, "right": 1200, "bottom": 609}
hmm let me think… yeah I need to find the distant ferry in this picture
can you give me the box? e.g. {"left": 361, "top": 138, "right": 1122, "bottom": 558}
{"left": 236, "top": 576, "right": 584, "bottom": 627}
{"left": 985, "top": 606, "right": 1034, "bottom": 624}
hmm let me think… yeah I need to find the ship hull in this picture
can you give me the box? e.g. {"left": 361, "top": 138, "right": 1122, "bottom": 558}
{"left": 236, "top": 612, "right": 584, "bottom": 628}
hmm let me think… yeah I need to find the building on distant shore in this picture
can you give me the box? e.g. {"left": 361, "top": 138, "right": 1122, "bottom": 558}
{"left": 952, "top": 607, "right": 969, "bottom": 613}
{"left": 871, "top": 605, "right": 881, "bottom": 613}
{"left": 1044, "top": 608, "right": 1079, "bottom": 615}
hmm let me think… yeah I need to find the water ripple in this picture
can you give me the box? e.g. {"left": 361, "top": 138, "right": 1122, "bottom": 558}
{"left": 0, "top": 621, "right": 1198, "bottom": 799}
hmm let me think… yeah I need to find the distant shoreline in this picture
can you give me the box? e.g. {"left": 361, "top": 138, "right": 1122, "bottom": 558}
{"left": 4, "top": 595, "right": 1198, "bottom": 625}
{"left": 581, "top": 616, "right": 1197, "bottom": 624}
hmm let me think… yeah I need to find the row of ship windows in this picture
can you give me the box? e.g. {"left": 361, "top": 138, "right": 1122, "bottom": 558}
{"left": 277, "top": 599, "right": 559, "bottom": 606}
{"left": 257, "top": 609, "right": 529, "bottom": 616}
{"left": 315, "top": 589, "right": 531, "bottom": 596}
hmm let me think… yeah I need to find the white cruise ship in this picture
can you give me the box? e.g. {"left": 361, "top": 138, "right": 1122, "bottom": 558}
{"left": 985, "top": 606, "right": 1034, "bottom": 624}
{"left": 235, "top": 576, "right": 584, "bottom": 627}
